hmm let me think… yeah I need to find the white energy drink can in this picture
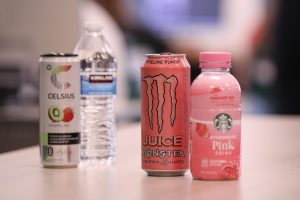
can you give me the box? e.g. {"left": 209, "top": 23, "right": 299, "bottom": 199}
{"left": 39, "top": 53, "right": 80, "bottom": 168}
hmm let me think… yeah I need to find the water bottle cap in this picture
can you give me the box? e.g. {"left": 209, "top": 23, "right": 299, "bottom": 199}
{"left": 84, "top": 21, "right": 102, "bottom": 32}
{"left": 199, "top": 52, "right": 231, "bottom": 68}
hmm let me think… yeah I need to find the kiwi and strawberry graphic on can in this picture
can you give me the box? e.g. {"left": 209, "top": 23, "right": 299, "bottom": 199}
{"left": 48, "top": 105, "right": 74, "bottom": 122}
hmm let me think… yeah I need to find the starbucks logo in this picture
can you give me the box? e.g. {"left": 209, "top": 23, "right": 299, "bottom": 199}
{"left": 214, "top": 113, "right": 232, "bottom": 132}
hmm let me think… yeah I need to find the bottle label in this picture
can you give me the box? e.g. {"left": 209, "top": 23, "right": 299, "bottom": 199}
{"left": 190, "top": 82, "right": 241, "bottom": 180}
{"left": 190, "top": 111, "right": 241, "bottom": 180}
{"left": 80, "top": 72, "right": 117, "bottom": 95}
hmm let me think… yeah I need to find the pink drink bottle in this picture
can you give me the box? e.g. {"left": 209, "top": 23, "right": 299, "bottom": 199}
{"left": 190, "top": 52, "right": 241, "bottom": 180}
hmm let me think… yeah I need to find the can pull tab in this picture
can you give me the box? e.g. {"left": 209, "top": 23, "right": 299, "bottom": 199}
{"left": 160, "top": 52, "right": 173, "bottom": 55}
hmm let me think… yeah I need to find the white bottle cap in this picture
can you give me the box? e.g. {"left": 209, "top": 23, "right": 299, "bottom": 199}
{"left": 84, "top": 21, "right": 102, "bottom": 32}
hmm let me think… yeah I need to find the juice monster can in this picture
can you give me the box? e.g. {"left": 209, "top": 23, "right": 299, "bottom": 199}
{"left": 39, "top": 53, "right": 80, "bottom": 168}
{"left": 141, "top": 53, "right": 190, "bottom": 176}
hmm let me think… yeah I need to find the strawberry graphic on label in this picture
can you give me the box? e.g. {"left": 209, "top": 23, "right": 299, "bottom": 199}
{"left": 220, "top": 163, "right": 239, "bottom": 180}
{"left": 63, "top": 107, "right": 74, "bottom": 122}
{"left": 196, "top": 123, "right": 209, "bottom": 137}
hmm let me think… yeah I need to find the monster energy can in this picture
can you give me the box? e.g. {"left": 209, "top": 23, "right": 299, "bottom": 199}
{"left": 141, "top": 53, "right": 190, "bottom": 176}
{"left": 39, "top": 53, "right": 80, "bottom": 168}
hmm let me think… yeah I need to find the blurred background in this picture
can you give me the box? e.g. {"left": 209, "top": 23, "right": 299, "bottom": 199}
{"left": 0, "top": 0, "right": 299, "bottom": 152}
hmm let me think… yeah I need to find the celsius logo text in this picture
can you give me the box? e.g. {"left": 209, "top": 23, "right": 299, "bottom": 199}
{"left": 50, "top": 65, "right": 72, "bottom": 89}
{"left": 143, "top": 74, "right": 178, "bottom": 133}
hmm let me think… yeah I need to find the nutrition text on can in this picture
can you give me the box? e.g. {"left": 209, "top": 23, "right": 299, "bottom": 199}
{"left": 141, "top": 53, "right": 190, "bottom": 176}
{"left": 39, "top": 53, "right": 80, "bottom": 168}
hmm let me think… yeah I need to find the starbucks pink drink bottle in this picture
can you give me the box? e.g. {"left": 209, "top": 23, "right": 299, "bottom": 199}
{"left": 190, "top": 52, "right": 241, "bottom": 180}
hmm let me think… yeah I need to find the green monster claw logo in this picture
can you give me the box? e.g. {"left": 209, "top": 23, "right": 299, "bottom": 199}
{"left": 50, "top": 65, "right": 71, "bottom": 89}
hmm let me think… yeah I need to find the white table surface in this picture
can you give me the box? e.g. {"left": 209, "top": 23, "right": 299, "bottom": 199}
{"left": 0, "top": 115, "right": 300, "bottom": 200}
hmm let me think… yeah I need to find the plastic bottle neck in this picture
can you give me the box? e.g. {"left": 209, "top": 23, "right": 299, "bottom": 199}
{"left": 201, "top": 67, "right": 230, "bottom": 73}
{"left": 84, "top": 29, "right": 102, "bottom": 36}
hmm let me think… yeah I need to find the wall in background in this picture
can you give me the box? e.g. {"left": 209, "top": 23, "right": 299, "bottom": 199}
{"left": 0, "top": 0, "right": 80, "bottom": 55}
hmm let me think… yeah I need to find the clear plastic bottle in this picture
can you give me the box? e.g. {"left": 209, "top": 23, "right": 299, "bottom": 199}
{"left": 74, "top": 22, "right": 117, "bottom": 164}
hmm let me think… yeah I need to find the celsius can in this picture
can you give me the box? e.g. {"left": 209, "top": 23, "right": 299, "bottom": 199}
{"left": 39, "top": 53, "right": 80, "bottom": 168}
{"left": 190, "top": 52, "right": 241, "bottom": 180}
{"left": 141, "top": 53, "right": 190, "bottom": 176}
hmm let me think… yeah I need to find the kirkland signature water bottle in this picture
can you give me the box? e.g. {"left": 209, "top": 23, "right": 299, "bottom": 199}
{"left": 74, "top": 22, "right": 117, "bottom": 164}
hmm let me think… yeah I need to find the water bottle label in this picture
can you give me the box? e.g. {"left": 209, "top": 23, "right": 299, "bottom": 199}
{"left": 81, "top": 72, "right": 116, "bottom": 95}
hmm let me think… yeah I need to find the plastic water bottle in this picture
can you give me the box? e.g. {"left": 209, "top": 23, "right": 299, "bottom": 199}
{"left": 74, "top": 22, "right": 117, "bottom": 164}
